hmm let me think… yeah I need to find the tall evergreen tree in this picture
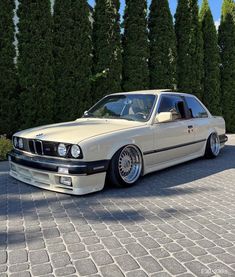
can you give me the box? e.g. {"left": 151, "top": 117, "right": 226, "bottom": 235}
{"left": 175, "top": 0, "right": 204, "bottom": 98}
{"left": 200, "top": 0, "right": 221, "bottom": 115}
{"left": 148, "top": 0, "right": 176, "bottom": 89}
{"left": 0, "top": 0, "right": 18, "bottom": 135}
{"left": 54, "top": 0, "right": 92, "bottom": 121}
{"left": 218, "top": 0, "right": 235, "bottom": 132}
{"left": 17, "top": 0, "right": 54, "bottom": 128}
{"left": 122, "top": 0, "right": 149, "bottom": 91}
{"left": 92, "top": 0, "right": 122, "bottom": 101}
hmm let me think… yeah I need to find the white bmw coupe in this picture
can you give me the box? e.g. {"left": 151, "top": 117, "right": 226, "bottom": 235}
{"left": 9, "top": 90, "right": 227, "bottom": 195}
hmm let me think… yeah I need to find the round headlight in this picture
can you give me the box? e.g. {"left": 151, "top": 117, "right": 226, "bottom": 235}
{"left": 71, "top": 145, "right": 81, "bottom": 158}
{"left": 58, "top": 143, "right": 67, "bottom": 157}
{"left": 18, "top": 138, "right": 23, "bottom": 149}
{"left": 13, "top": 137, "right": 18, "bottom": 148}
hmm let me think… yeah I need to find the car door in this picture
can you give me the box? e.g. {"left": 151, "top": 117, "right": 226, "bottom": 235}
{"left": 150, "top": 94, "right": 196, "bottom": 165}
{"left": 184, "top": 96, "right": 210, "bottom": 152}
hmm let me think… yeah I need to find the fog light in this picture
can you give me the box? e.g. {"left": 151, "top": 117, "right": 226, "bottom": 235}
{"left": 59, "top": 176, "right": 72, "bottom": 186}
{"left": 58, "top": 167, "right": 69, "bottom": 174}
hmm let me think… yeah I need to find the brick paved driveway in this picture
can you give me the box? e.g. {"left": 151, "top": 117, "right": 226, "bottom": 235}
{"left": 0, "top": 135, "right": 235, "bottom": 277}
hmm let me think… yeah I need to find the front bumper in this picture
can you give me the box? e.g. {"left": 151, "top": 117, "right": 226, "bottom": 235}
{"left": 8, "top": 150, "right": 109, "bottom": 195}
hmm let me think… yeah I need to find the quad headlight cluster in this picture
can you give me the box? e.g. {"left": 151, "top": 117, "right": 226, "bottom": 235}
{"left": 13, "top": 136, "right": 24, "bottom": 149}
{"left": 57, "top": 143, "right": 82, "bottom": 159}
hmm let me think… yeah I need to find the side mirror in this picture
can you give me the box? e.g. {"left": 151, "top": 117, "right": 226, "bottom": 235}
{"left": 155, "top": 112, "right": 173, "bottom": 123}
{"left": 83, "top": 110, "right": 88, "bottom": 116}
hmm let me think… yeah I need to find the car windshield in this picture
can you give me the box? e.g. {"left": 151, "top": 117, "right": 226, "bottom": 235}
{"left": 84, "top": 94, "right": 156, "bottom": 122}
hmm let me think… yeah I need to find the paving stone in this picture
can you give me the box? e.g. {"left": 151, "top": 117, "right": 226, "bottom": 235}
{"left": 43, "top": 228, "right": 60, "bottom": 239}
{"left": 159, "top": 257, "right": 187, "bottom": 275}
{"left": 109, "top": 248, "right": 127, "bottom": 256}
{"left": 63, "top": 232, "right": 80, "bottom": 244}
{"left": 150, "top": 248, "right": 170, "bottom": 259}
{"left": 54, "top": 266, "right": 76, "bottom": 276}
{"left": 87, "top": 243, "right": 104, "bottom": 252}
{"left": 91, "top": 250, "right": 113, "bottom": 266}
{"left": 10, "top": 271, "right": 31, "bottom": 277}
{"left": 173, "top": 251, "right": 195, "bottom": 262}
{"left": 0, "top": 251, "right": 7, "bottom": 264}
{"left": 27, "top": 238, "right": 45, "bottom": 250}
{"left": 58, "top": 223, "right": 75, "bottom": 233}
{"left": 0, "top": 265, "right": 7, "bottom": 273}
{"left": 48, "top": 244, "right": 66, "bottom": 253}
{"left": 138, "top": 237, "right": 160, "bottom": 249}
{"left": 126, "top": 270, "right": 148, "bottom": 277}
{"left": 67, "top": 243, "right": 85, "bottom": 253}
{"left": 126, "top": 243, "right": 148, "bottom": 257}
{"left": 51, "top": 252, "right": 71, "bottom": 267}
{"left": 198, "top": 254, "right": 217, "bottom": 264}
{"left": 100, "top": 264, "right": 124, "bottom": 277}
{"left": 9, "top": 250, "right": 28, "bottom": 264}
{"left": 32, "top": 263, "right": 52, "bottom": 276}
{"left": 9, "top": 262, "right": 29, "bottom": 273}
{"left": 83, "top": 236, "right": 99, "bottom": 245}
{"left": 208, "top": 261, "right": 235, "bottom": 277}
{"left": 29, "top": 250, "right": 49, "bottom": 265}
{"left": 137, "top": 256, "right": 162, "bottom": 273}
{"left": 216, "top": 252, "right": 235, "bottom": 264}
{"left": 115, "top": 254, "right": 139, "bottom": 271}
{"left": 101, "top": 237, "right": 122, "bottom": 249}
{"left": 187, "top": 246, "right": 208, "bottom": 256}
{"left": 75, "top": 258, "right": 97, "bottom": 276}
{"left": 176, "top": 238, "right": 195, "bottom": 247}
{"left": 185, "top": 261, "right": 213, "bottom": 277}
{"left": 71, "top": 251, "right": 89, "bottom": 260}
{"left": 164, "top": 242, "right": 183, "bottom": 252}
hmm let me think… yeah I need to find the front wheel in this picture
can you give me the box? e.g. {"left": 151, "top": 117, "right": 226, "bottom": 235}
{"left": 108, "top": 145, "right": 143, "bottom": 187}
{"left": 205, "top": 133, "right": 220, "bottom": 158}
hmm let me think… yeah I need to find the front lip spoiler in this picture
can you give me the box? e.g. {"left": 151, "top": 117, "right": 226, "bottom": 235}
{"left": 8, "top": 150, "right": 109, "bottom": 175}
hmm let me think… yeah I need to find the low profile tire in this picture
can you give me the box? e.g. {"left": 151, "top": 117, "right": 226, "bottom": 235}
{"left": 205, "top": 133, "right": 220, "bottom": 158}
{"left": 108, "top": 145, "right": 143, "bottom": 188}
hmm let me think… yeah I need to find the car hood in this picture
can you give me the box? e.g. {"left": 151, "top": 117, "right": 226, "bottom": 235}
{"left": 15, "top": 118, "right": 145, "bottom": 144}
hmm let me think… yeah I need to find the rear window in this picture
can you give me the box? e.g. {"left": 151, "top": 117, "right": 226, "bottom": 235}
{"left": 185, "top": 97, "right": 208, "bottom": 118}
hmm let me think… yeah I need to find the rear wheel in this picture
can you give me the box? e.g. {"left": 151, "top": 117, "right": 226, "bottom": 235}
{"left": 108, "top": 145, "right": 142, "bottom": 187}
{"left": 205, "top": 133, "right": 220, "bottom": 158}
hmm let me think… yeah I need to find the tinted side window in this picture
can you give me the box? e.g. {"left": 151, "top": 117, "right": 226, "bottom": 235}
{"left": 158, "top": 95, "right": 186, "bottom": 120}
{"left": 185, "top": 97, "right": 208, "bottom": 118}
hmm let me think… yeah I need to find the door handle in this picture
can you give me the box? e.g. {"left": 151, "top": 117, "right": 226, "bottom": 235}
{"left": 188, "top": 125, "right": 193, "bottom": 129}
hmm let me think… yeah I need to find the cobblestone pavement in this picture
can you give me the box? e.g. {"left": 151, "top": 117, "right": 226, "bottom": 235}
{"left": 0, "top": 136, "right": 235, "bottom": 277}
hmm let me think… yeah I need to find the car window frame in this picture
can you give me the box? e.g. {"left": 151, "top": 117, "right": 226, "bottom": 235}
{"left": 155, "top": 94, "right": 190, "bottom": 123}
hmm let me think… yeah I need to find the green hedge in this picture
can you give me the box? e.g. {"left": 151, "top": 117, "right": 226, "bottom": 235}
{"left": 0, "top": 136, "right": 12, "bottom": 161}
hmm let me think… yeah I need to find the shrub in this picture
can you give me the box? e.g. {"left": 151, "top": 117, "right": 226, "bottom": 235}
{"left": 0, "top": 136, "right": 12, "bottom": 161}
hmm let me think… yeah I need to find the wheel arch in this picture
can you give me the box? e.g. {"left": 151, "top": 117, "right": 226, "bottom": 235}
{"left": 108, "top": 143, "right": 145, "bottom": 176}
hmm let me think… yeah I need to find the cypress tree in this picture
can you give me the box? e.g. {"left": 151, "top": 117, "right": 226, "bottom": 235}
{"left": 148, "top": 0, "right": 176, "bottom": 89}
{"left": 92, "top": 0, "right": 122, "bottom": 101}
{"left": 17, "top": 0, "right": 54, "bottom": 128}
{"left": 0, "top": 0, "right": 18, "bottom": 136}
{"left": 175, "top": 0, "right": 204, "bottom": 98}
{"left": 122, "top": 0, "right": 149, "bottom": 91}
{"left": 218, "top": 0, "right": 235, "bottom": 132}
{"left": 200, "top": 0, "right": 221, "bottom": 115}
{"left": 54, "top": 0, "right": 92, "bottom": 121}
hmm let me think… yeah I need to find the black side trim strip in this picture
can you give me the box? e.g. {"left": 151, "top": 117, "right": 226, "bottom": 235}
{"left": 143, "top": 139, "right": 206, "bottom": 156}
{"left": 8, "top": 150, "right": 109, "bottom": 175}
{"left": 219, "top": 134, "right": 228, "bottom": 144}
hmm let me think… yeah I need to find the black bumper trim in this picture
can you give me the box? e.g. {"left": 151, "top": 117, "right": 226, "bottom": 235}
{"left": 219, "top": 134, "right": 228, "bottom": 144}
{"left": 8, "top": 150, "right": 109, "bottom": 175}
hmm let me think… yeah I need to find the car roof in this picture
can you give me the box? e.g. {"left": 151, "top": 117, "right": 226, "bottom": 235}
{"left": 109, "top": 89, "right": 195, "bottom": 98}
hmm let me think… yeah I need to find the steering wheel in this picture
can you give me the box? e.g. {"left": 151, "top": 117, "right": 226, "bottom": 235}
{"left": 135, "top": 112, "right": 147, "bottom": 120}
